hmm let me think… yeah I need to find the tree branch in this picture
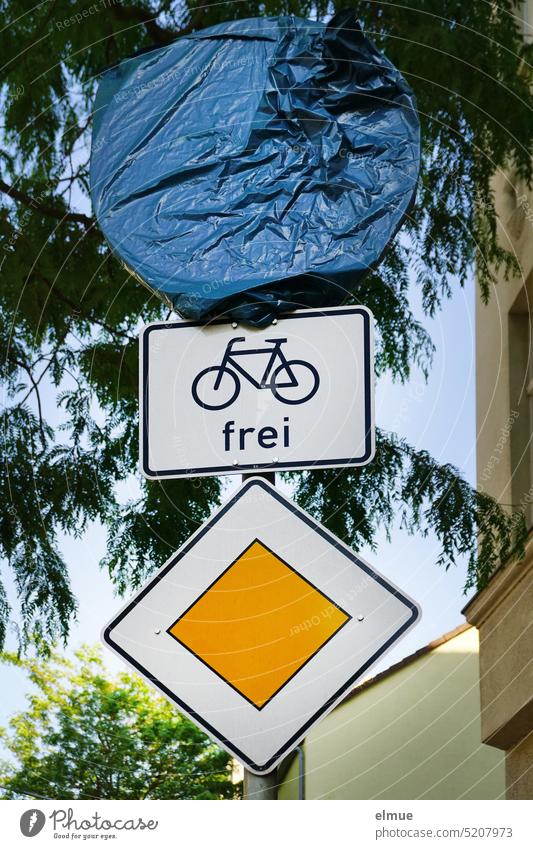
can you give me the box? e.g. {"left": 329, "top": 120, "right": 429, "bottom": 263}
{"left": 31, "top": 270, "right": 134, "bottom": 342}
{"left": 7, "top": 353, "right": 47, "bottom": 446}
{"left": 111, "top": 3, "right": 209, "bottom": 44}
{"left": 0, "top": 179, "right": 94, "bottom": 229}
{"left": 110, "top": 5, "right": 178, "bottom": 44}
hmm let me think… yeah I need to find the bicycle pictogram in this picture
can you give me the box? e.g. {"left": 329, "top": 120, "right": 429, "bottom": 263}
{"left": 191, "top": 337, "right": 320, "bottom": 411}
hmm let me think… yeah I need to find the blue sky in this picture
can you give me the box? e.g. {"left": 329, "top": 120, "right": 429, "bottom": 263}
{"left": 0, "top": 271, "right": 477, "bottom": 733}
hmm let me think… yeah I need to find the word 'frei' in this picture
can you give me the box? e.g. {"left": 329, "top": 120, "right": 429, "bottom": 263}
{"left": 223, "top": 418, "right": 290, "bottom": 452}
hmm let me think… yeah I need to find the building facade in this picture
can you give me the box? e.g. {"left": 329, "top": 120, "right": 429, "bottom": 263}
{"left": 277, "top": 626, "right": 504, "bottom": 800}
{"left": 463, "top": 8, "right": 533, "bottom": 788}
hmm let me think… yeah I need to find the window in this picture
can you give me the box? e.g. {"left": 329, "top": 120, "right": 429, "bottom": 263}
{"left": 508, "top": 276, "right": 533, "bottom": 526}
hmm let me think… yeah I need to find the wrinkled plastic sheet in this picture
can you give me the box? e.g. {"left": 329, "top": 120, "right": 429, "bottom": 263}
{"left": 90, "top": 12, "right": 420, "bottom": 326}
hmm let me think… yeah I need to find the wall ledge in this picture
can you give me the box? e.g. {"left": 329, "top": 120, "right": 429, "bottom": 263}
{"left": 463, "top": 531, "right": 533, "bottom": 627}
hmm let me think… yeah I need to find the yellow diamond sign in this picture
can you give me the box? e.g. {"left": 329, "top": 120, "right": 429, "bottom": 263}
{"left": 167, "top": 539, "right": 350, "bottom": 709}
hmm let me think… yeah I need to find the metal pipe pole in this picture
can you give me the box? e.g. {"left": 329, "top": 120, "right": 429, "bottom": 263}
{"left": 295, "top": 745, "right": 305, "bottom": 800}
{"left": 241, "top": 469, "right": 277, "bottom": 800}
{"left": 243, "top": 767, "right": 278, "bottom": 800}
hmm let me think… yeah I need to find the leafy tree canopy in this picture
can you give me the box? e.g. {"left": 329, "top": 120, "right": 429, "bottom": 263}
{"left": 0, "top": 646, "right": 238, "bottom": 799}
{"left": 0, "top": 1, "right": 531, "bottom": 650}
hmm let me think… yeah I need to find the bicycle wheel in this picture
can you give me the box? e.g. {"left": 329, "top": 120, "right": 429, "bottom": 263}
{"left": 191, "top": 366, "right": 240, "bottom": 410}
{"left": 271, "top": 360, "right": 320, "bottom": 405}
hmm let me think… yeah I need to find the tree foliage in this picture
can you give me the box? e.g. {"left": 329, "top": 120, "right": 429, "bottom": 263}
{"left": 286, "top": 429, "right": 527, "bottom": 592}
{"left": 0, "top": 646, "right": 238, "bottom": 800}
{"left": 0, "top": 1, "right": 531, "bottom": 648}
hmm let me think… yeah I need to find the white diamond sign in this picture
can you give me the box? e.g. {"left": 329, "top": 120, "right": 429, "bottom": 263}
{"left": 102, "top": 478, "right": 420, "bottom": 774}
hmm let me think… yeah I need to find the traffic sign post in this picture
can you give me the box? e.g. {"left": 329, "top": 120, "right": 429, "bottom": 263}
{"left": 241, "top": 469, "right": 278, "bottom": 800}
{"left": 243, "top": 767, "right": 278, "bottom": 801}
{"left": 140, "top": 306, "right": 374, "bottom": 480}
{"left": 102, "top": 477, "right": 420, "bottom": 777}
{"left": 91, "top": 7, "right": 424, "bottom": 800}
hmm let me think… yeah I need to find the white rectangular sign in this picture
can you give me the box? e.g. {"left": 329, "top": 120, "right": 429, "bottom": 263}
{"left": 102, "top": 478, "right": 420, "bottom": 774}
{"left": 140, "top": 306, "right": 374, "bottom": 478}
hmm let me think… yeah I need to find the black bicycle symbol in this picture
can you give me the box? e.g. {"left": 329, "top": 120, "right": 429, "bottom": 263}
{"left": 191, "top": 337, "right": 320, "bottom": 411}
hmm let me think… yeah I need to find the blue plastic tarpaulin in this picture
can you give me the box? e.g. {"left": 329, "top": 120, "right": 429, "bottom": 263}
{"left": 90, "top": 12, "right": 420, "bottom": 326}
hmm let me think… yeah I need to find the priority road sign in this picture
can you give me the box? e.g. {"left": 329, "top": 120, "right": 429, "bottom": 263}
{"left": 140, "top": 306, "right": 374, "bottom": 479}
{"left": 102, "top": 478, "right": 420, "bottom": 774}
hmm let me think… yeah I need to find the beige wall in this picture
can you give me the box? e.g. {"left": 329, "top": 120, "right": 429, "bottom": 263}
{"left": 463, "top": 537, "right": 533, "bottom": 799}
{"left": 465, "top": 537, "right": 533, "bottom": 750}
{"left": 475, "top": 169, "right": 533, "bottom": 523}
{"left": 476, "top": 0, "right": 533, "bottom": 508}
{"left": 471, "top": 11, "right": 533, "bottom": 798}
{"left": 507, "top": 731, "right": 533, "bottom": 799}
{"left": 278, "top": 628, "right": 504, "bottom": 800}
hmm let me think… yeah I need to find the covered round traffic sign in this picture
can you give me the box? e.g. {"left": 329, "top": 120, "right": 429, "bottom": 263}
{"left": 90, "top": 11, "right": 420, "bottom": 326}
